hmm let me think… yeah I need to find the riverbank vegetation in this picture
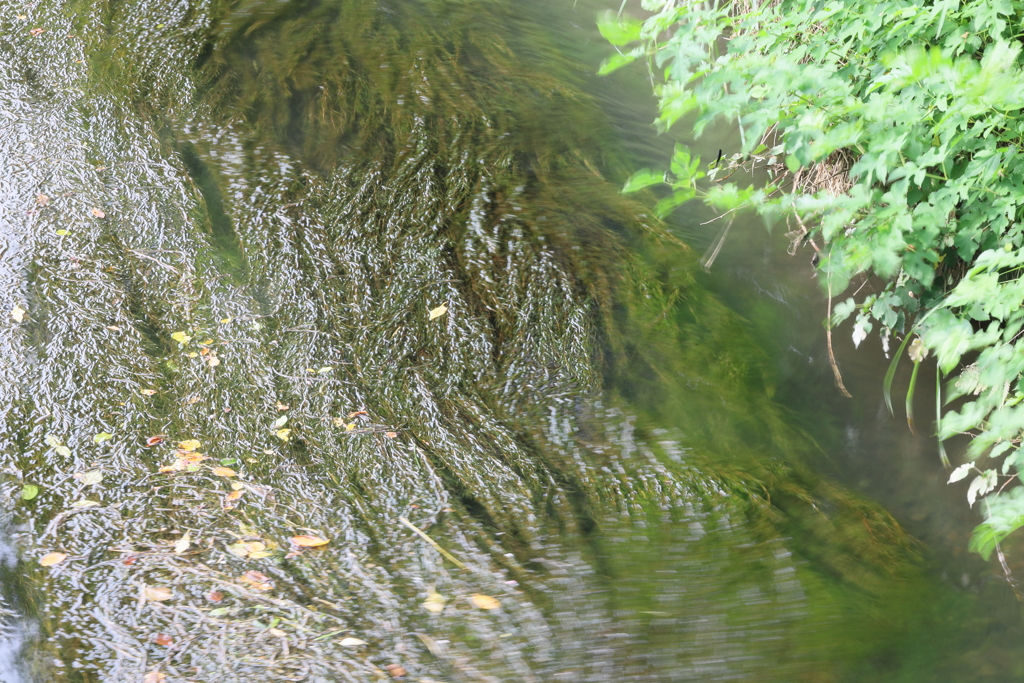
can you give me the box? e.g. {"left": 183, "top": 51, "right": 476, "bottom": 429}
{"left": 602, "top": 0, "right": 1024, "bottom": 566}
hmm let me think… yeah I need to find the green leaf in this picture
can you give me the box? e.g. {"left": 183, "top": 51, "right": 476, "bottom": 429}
{"left": 622, "top": 169, "right": 665, "bottom": 194}
{"left": 598, "top": 50, "right": 640, "bottom": 76}
{"left": 171, "top": 331, "right": 192, "bottom": 345}
{"left": 596, "top": 11, "right": 642, "bottom": 47}
{"left": 80, "top": 470, "right": 103, "bottom": 486}
{"left": 93, "top": 432, "right": 113, "bottom": 444}
{"left": 20, "top": 484, "right": 39, "bottom": 501}
{"left": 273, "top": 415, "right": 289, "bottom": 429}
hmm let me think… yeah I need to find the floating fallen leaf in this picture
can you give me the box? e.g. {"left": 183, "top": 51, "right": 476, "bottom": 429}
{"left": 208, "top": 607, "right": 230, "bottom": 617}
{"left": 208, "top": 356, "right": 220, "bottom": 367}
{"left": 144, "top": 586, "right": 172, "bottom": 602}
{"left": 428, "top": 303, "right": 448, "bottom": 320}
{"left": 384, "top": 664, "right": 407, "bottom": 678}
{"left": 173, "top": 531, "right": 191, "bottom": 555}
{"left": 276, "top": 401, "right": 289, "bottom": 411}
{"left": 178, "top": 439, "right": 201, "bottom": 452}
{"left": 171, "top": 331, "right": 191, "bottom": 345}
{"left": 10, "top": 305, "right": 25, "bottom": 323}
{"left": 248, "top": 551, "right": 272, "bottom": 559}
{"left": 92, "top": 432, "right": 113, "bottom": 444}
{"left": 187, "top": 351, "right": 199, "bottom": 358}
{"left": 145, "top": 436, "right": 164, "bottom": 447}
{"left": 220, "top": 317, "right": 232, "bottom": 324}
{"left": 141, "top": 388, "right": 157, "bottom": 396}
{"left": 239, "top": 570, "right": 273, "bottom": 591}
{"left": 245, "top": 541, "right": 266, "bottom": 554}
{"left": 385, "top": 432, "right": 398, "bottom": 438}
{"left": 317, "top": 366, "right": 333, "bottom": 374}
{"left": 20, "top": 484, "right": 39, "bottom": 501}
{"left": 211, "top": 467, "right": 236, "bottom": 477}
{"left": 39, "top": 552, "right": 67, "bottom": 567}
{"left": 230, "top": 481, "right": 244, "bottom": 491}
{"left": 35, "top": 194, "right": 49, "bottom": 205}
{"left": 422, "top": 592, "right": 446, "bottom": 613}
{"left": 55, "top": 229, "right": 69, "bottom": 236}
{"left": 30, "top": 27, "right": 44, "bottom": 36}
{"left": 469, "top": 594, "right": 500, "bottom": 610}
{"left": 225, "top": 489, "right": 243, "bottom": 503}
{"left": 45, "top": 434, "right": 62, "bottom": 449}
{"left": 290, "top": 535, "right": 329, "bottom": 548}
{"left": 55, "top": 445, "right": 71, "bottom": 457}
{"left": 206, "top": 591, "right": 224, "bottom": 602}
{"left": 340, "top": 637, "right": 367, "bottom": 647}
{"left": 90, "top": 207, "right": 105, "bottom": 218}
{"left": 345, "top": 422, "right": 356, "bottom": 431}
{"left": 142, "top": 671, "right": 165, "bottom": 683}
{"left": 226, "top": 542, "right": 249, "bottom": 558}
{"left": 79, "top": 470, "right": 103, "bottom": 486}
{"left": 332, "top": 417, "right": 345, "bottom": 427}
{"left": 153, "top": 633, "right": 174, "bottom": 647}
{"left": 71, "top": 499, "right": 100, "bottom": 508}
{"left": 268, "top": 627, "right": 287, "bottom": 637}
{"left": 275, "top": 428, "right": 291, "bottom": 442}
{"left": 273, "top": 416, "right": 288, "bottom": 429}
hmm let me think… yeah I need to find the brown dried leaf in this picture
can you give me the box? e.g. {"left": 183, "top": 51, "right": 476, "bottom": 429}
{"left": 145, "top": 436, "right": 164, "bottom": 447}
{"left": 211, "top": 467, "right": 236, "bottom": 477}
{"left": 90, "top": 206, "right": 105, "bottom": 218}
{"left": 35, "top": 194, "right": 49, "bottom": 205}
{"left": 39, "top": 552, "right": 67, "bottom": 567}
{"left": 153, "top": 633, "right": 174, "bottom": 647}
{"left": 239, "top": 570, "right": 273, "bottom": 591}
{"left": 140, "top": 389, "right": 158, "bottom": 396}
{"left": 385, "top": 664, "right": 408, "bottom": 678}
{"left": 206, "top": 591, "right": 224, "bottom": 602}
{"left": 225, "top": 489, "right": 243, "bottom": 502}
{"left": 385, "top": 431, "right": 398, "bottom": 438}
{"left": 142, "top": 671, "right": 166, "bottom": 683}
{"left": 177, "top": 439, "right": 201, "bottom": 452}
{"left": 290, "top": 535, "right": 329, "bottom": 548}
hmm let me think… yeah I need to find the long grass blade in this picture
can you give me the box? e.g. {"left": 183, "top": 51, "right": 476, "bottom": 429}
{"left": 906, "top": 359, "right": 920, "bottom": 434}
{"left": 883, "top": 333, "right": 914, "bottom": 416}
{"left": 936, "top": 363, "right": 950, "bottom": 467}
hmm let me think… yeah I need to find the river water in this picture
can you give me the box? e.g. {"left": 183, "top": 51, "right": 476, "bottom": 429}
{"left": 0, "top": 0, "right": 1021, "bottom": 681}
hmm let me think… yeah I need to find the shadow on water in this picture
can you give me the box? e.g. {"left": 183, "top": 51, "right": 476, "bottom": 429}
{"left": 0, "top": 0, "right": 1018, "bottom": 680}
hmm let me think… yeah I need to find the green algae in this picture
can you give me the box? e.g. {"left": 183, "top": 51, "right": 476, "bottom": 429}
{"left": 0, "top": 0, "right": 976, "bottom": 681}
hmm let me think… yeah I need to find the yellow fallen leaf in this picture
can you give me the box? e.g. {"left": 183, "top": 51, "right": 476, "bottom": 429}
{"left": 178, "top": 439, "right": 201, "bottom": 452}
{"left": 211, "top": 467, "right": 236, "bottom": 477}
{"left": 208, "top": 356, "right": 220, "bottom": 367}
{"left": 275, "top": 428, "right": 291, "bottom": 441}
{"left": 290, "top": 535, "right": 329, "bottom": 547}
{"left": 245, "top": 541, "right": 266, "bottom": 553}
{"left": 422, "top": 592, "right": 446, "bottom": 613}
{"left": 268, "top": 627, "right": 287, "bottom": 637}
{"left": 140, "top": 389, "right": 157, "bottom": 396}
{"left": 385, "top": 431, "right": 398, "bottom": 438}
{"left": 220, "top": 317, "right": 232, "bottom": 324}
{"left": 39, "top": 552, "right": 67, "bottom": 567}
{"left": 225, "top": 489, "right": 243, "bottom": 503}
{"left": 173, "top": 531, "right": 191, "bottom": 555}
{"left": 345, "top": 422, "right": 356, "bottom": 431}
{"left": 144, "top": 586, "right": 172, "bottom": 602}
{"left": 230, "top": 481, "right": 244, "bottom": 491}
{"left": 428, "top": 303, "right": 448, "bottom": 320}
{"left": 248, "top": 550, "right": 273, "bottom": 559}
{"left": 469, "top": 594, "right": 500, "bottom": 610}
{"left": 142, "top": 671, "right": 166, "bottom": 683}
{"left": 171, "top": 331, "right": 191, "bottom": 345}
{"left": 10, "top": 305, "right": 25, "bottom": 323}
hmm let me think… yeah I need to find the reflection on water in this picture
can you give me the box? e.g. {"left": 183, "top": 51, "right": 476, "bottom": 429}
{"left": 0, "top": 0, "right": 1019, "bottom": 681}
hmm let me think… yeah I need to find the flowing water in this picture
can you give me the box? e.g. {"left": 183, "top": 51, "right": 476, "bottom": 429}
{"left": 0, "top": 0, "right": 1021, "bottom": 681}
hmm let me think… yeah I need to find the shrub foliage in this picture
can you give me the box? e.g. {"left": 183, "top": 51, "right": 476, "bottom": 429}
{"left": 602, "top": 0, "right": 1024, "bottom": 559}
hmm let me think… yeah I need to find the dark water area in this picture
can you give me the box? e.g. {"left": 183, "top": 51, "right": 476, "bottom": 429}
{"left": 0, "top": 0, "right": 1021, "bottom": 681}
